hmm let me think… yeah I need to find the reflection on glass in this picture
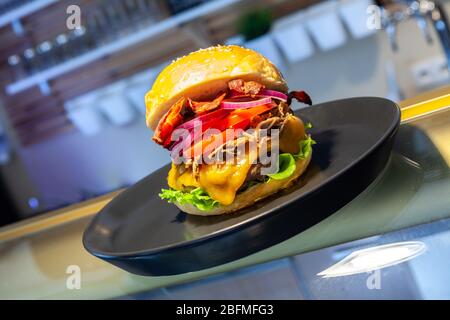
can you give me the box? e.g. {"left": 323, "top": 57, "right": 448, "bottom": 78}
{"left": 317, "top": 241, "right": 426, "bottom": 278}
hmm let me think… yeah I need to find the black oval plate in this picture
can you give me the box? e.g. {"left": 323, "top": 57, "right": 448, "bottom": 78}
{"left": 83, "top": 97, "right": 400, "bottom": 276}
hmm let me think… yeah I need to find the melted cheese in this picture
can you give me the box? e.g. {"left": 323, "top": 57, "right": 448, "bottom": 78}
{"left": 168, "top": 163, "right": 200, "bottom": 190}
{"left": 199, "top": 156, "right": 253, "bottom": 205}
{"left": 167, "top": 153, "right": 255, "bottom": 205}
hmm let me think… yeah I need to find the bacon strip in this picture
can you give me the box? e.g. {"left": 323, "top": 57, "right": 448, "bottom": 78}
{"left": 288, "top": 91, "right": 312, "bottom": 106}
{"left": 188, "top": 92, "right": 226, "bottom": 115}
{"left": 152, "top": 97, "right": 185, "bottom": 146}
{"left": 228, "top": 79, "right": 264, "bottom": 96}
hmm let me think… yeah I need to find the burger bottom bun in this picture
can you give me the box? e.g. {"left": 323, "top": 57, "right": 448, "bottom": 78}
{"left": 174, "top": 152, "right": 312, "bottom": 216}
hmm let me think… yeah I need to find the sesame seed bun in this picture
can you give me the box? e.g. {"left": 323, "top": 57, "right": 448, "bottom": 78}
{"left": 145, "top": 45, "right": 288, "bottom": 130}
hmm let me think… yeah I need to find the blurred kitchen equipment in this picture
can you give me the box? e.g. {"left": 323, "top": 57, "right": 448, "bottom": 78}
{"left": 305, "top": 0, "right": 348, "bottom": 51}
{"left": 166, "top": 0, "right": 208, "bottom": 14}
{"left": 104, "top": 0, "right": 130, "bottom": 37}
{"left": 86, "top": 5, "right": 113, "bottom": 46}
{"left": 7, "top": 0, "right": 164, "bottom": 78}
{"left": 385, "top": 60, "right": 405, "bottom": 101}
{"left": 125, "top": 69, "right": 157, "bottom": 115}
{"left": 36, "top": 40, "right": 54, "bottom": 70}
{"left": 0, "top": 122, "right": 11, "bottom": 165}
{"left": 67, "top": 26, "right": 90, "bottom": 56}
{"left": 7, "top": 54, "right": 25, "bottom": 80}
{"left": 245, "top": 36, "right": 283, "bottom": 68}
{"left": 377, "top": 0, "right": 450, "bottom": 71}
{"left": 53, "top": 33, "right": 70, "bottom": 62}
{"left": 410, "top": 54, "right": 449, "bottom": 90}
{"left": 65, "top": 93, "right": 105, "bottom": 136}
{"left": 272, "top": 10, "right": 315, "bottom": 63}
{"left": 98, "top": 81, "right": 136, "bottom": 126}
{"left": 339, "top": 0, "right": 377, "bottom": 39}
{"left": 22, "top": 47, "right": 38, "bottom": 74}
{"left": 6, "top": 0, "right": 239, "bottom": 96}
{"left": 123, "top": 0, "right": 147, "bottom": 28}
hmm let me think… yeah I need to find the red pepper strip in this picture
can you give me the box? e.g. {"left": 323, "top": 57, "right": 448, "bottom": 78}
{"left": 199, "top": 112, "right": 231, "bottom": 132}
{"left": 183, "top": 104, "right": 274, "bottom": 159}
{"left": 202, "top": 129, "right": 242, "bottom": 158}
{"left": 167, "top": 109, "right": 231, "bottom": 149}
{"left": 183, "top": 130, "right": 230, "bottom": 159}
{"left": 180, "top": 113, "right": 250, "bottom": 157}
{"left": 230, "top": 104, "right": 274, "bottom": 120}
{"left": 221, "top": 115, "right": 250, "bottom": 130}
{"left": 177, "top": 116, "right": 229, "bottom": 158}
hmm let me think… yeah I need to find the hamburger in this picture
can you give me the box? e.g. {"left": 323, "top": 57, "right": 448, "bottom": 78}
{"left": 146, "top": 45, "right": 314, "bottom": 216}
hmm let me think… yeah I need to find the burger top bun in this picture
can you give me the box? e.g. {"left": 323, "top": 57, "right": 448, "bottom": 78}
{"left": 145, "top": 45, "right": 288, "bottom": 130}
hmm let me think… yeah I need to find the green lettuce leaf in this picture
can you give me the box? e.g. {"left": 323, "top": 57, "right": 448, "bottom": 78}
{"left": 159, "top": 187, "right": 219, "bottom": 211}
{"left": 267, "top": 135, "right": 316, "bottom": 182}
{"left": 268, "top": 153, "right": 296, "bottom": 180}
{"left": 294, "top": 135, "right": 316, "bottom": 160}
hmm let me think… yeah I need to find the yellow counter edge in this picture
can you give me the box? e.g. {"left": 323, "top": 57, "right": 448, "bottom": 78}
{"left": 0, "top": 190, "right": 122, "bottom": 241}
{"left": 1, "top": 87, "right": 449, "bottom": 242}
{"left": 399, "top": 86, "right": 450, "bottom": 121}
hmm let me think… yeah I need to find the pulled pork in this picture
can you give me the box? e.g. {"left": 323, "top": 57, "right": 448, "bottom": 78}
{"left": 228, "top": 79, "right": 264, "bottom": 96}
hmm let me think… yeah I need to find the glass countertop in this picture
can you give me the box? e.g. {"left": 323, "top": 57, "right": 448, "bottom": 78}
{"left": 0, "top": 105, "right": 449, "bottom": 299}
{"left": 121, "top": 216, "right": 450, "bottom": 299}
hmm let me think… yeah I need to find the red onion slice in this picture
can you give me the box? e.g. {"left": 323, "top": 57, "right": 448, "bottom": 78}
{"left": 258, "top": 89, "right": 288, "bottom": 102}
{"left": 220, "top": 97, "right": 272, "bottom": 109}
{"left": 229, "top": 89, "right": 288, "bottom": 102}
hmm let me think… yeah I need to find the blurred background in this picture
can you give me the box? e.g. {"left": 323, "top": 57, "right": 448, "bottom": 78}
{"left": 0, "top": 0, "right": 449, "bottom": 226}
